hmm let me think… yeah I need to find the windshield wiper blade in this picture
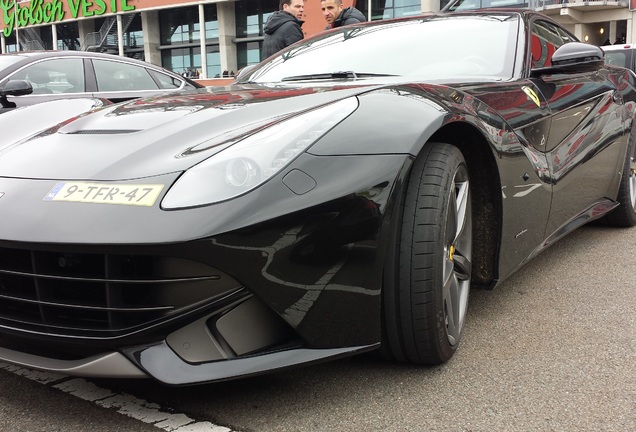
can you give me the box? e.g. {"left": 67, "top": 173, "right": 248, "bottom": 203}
{"left": 281, "top": 71, "right": 396, "bottom": 81}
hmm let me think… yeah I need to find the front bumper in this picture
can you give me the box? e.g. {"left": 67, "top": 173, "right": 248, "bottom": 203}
{"left": 0, "top": 340, "right": 375, "bottom": 385}
{"left": 0, "top": 153, "right": 410, "bottom": 384}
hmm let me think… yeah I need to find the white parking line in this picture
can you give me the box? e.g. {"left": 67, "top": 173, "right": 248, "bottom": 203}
{"left": 0, "top": 362, "right": 236, "bottom": 432}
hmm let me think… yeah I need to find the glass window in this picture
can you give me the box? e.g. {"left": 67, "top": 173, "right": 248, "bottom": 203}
{"left": 237, "top": 41, "right": 263, "bottom": 71}
{"left": 36, "top": 27, "right": 54, "bottom": 50}
{"left": 158, "top": 5, "right": 219, "bottom": 77}
{"left": 93, "top": 59, "right": 158, "bottom": 91}
{"left": 204, "top": 4, "right": 219, "bottom": 40}
{"left": 3, "top": 34, "right": 18, "bottom": 53}
{"left": 159, "top": 6, "right": 200, "bottom": 45}
{"left": 235, "top": 0, "right": 277, "bottom": 38}
{"left": 604, "top": 51, "right": 631, "bottom": 69}
{"left": 126, "top": 30, "right": 144, "bottom": 48}
{"left": 245, "top": 15, "right": 520, "bottom": 82}
{"left": 445, "top": 0, "right": 528, "bottom": 10}
{"left": 204, "top": 3, "right": 220, "bottom": 77}
{"left": 205, "top": 45, "right": 222, "bottom": 78}
{"left": 11, "top": 58, "right": 85, "bottom": 94}
{"left": 56, "top": 22, "right": 81, "bottom": 51}
{"left": 124, "top": 14, "right": 144, "bottom": 50}
{"left": 148, "top": 69, "right": 184, "bottom": 89}
{"left": 235, "top": 0, "right": 277, "bottom": 64}
{"left": 162, "top": 47, "right": 201, "bottom": 77}
{"left": 358, "top": 0, "right": 419, "bottom": 21}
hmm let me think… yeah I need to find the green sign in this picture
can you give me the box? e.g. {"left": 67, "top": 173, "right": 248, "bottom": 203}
{"left": 1, "top": 0, "right": 135, "bottom": 38}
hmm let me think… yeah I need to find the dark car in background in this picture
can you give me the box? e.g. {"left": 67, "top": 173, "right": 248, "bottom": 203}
{"left": 0, "top": 51, "right": 202, "bottom": 113}
{"left": 0, "top": 10, "right": 634, "bottom": 385}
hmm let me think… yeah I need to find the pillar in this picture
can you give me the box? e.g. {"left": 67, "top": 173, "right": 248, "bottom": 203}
{"left": 421, "top": 0, "right": 440, "bottom": 12}
{"left": 52, "top": 24, "right": 58, "bottom": 50}
{"left": 117, "top": 14, "right": 124, "bottom": 56}
{"left": 142, "top": 10, "right": 162, "bottom": 66}
{"left": 218, "top": 1, "right": 237, "bottom": 76}
{"left": 609, "top": 20, "right": 617, "bottom": 45}
{"left": 77, "top": 19, "right": 95, "bottom": 50}
{"left": 199, "top": 4, "right": 208, "bottom": 79}
{"left": 573, "top": 23, "right": 585, "bottom": 42}
{"left": 626, "top": 15, "right": 635, "bottom": 44}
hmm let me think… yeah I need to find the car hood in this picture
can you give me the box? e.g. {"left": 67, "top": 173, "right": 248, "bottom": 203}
{"left": 0, "top": 85, "right": 372, "bottom": 181}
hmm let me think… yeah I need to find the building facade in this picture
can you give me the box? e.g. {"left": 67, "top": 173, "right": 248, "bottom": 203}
{"left": 0, "top": 0, "right": 633, "bottom": 78}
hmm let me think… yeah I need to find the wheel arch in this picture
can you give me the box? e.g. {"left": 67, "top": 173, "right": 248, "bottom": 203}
{"left": 428, "top": 121, "right": 502, "bottom": 288}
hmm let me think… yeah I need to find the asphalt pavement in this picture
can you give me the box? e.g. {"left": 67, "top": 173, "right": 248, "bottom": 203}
{"left": 1, "top": 223, "right": 635, "bottom": 432}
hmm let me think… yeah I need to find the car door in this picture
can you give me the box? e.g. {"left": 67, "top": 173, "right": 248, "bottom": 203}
{"left": 529, "top": 19, "right": 626, "bottom": 237}
{"left": 466, "top": 76, "right": 553, "bottom": 277}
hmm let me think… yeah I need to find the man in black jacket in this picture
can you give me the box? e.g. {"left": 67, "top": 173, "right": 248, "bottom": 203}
{"left": 262, "top": 0, "right": 305, "bottom": 58}
{"left": 321, "top": 0, "right": 366, "bottom": 29}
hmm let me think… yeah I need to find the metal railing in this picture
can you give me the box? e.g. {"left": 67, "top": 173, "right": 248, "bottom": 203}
{"left": 81, "top": 13, "right": 136, "bottom": 51}
{"left": 19, "top": 27, "right": 45, "bottom": 51}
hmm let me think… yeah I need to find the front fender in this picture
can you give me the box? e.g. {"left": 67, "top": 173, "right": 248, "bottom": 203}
{"left": 309, "top": 85, "right": 448, "bottom": 156}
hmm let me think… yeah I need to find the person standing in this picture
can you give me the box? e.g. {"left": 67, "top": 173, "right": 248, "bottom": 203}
{"left": 262, "top": 0, "right": 305, "bottom": 58}
{"left": 321, "top": 0, "right": 366, "bottom": 29}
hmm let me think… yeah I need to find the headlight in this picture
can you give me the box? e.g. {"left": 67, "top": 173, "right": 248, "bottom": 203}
{"left": 162, "top": 97, "right": 358, "bottom": 209}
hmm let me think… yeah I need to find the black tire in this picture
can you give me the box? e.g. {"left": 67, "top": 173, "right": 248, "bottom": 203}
{"left": 603, "top": 137, "right": 636, "bottom": 227}
{"left": 382, "top": 143, "right": 472, "bottom": 365}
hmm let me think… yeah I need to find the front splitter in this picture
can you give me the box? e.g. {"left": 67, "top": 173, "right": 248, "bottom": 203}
{"left": 124, "top": 341, "right": 378, "bottom": 385}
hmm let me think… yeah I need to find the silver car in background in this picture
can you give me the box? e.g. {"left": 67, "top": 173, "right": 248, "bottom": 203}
{"left": 0, "top": 50, "right": 202, "bottom": 113}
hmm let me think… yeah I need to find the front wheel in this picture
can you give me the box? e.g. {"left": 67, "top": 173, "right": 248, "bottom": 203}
{"left": 603, "top": 136, "right": 636, "bottom": 227}
{"left": 382, "top": 143, "right": 472, "bottom": 365}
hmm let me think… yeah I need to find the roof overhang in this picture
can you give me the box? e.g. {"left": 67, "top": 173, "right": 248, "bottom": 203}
{"left": 536, "top": 1, "right": 630, "bottom": 24}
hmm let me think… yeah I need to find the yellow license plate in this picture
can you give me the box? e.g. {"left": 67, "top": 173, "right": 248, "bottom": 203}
{"left": 44, "top": 182, "right": 164, "bottom": 207}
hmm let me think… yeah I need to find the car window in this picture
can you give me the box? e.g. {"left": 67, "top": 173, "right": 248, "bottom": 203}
{"left": 148, "top": 69, "right": 184, "bottom": 89}
{"left": 604, "top": 50, "right": 632, "bottom": 69}
{"left": 246, "top": 15, "right": 519, "bottom": 83}
{"left": 10, "top": 58, "right": 85, "bottom": 95}
{"left": 531, "top": 20, "right": 573, "bottom": 69}
{"left": 93, "top": 59, "right": 159, "bottom": 91}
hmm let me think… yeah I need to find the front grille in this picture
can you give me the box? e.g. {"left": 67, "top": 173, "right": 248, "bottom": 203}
{"left": 0, "top": 246, "right": 242, "bottom": 338}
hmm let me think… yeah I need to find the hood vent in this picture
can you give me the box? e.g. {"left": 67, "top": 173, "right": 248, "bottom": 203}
{"left": 67, "top": 129, "right": 141, "bottom": 135}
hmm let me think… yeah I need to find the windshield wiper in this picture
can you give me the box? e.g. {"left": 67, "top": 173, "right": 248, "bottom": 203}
{"left": 281, "top": 71, "right": 396, "bottom": 81}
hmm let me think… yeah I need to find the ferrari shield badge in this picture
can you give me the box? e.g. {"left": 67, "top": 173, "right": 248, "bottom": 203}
{"left": 522, "top": 86, "right": 541, "bottom": 107}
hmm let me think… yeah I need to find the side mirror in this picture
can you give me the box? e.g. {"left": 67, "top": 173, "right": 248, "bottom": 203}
{"left": 0, "top": 80, "right": 34, "bottom": 109}
{"left": 0, "top": 79, "right": 34, "bottom": 97}
{"left": 531, "top": 42, "right": 604, "bottom": 77}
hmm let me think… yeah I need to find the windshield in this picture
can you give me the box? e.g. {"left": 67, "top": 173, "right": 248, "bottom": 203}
{"left": 0, "top": 55, "right": 24, "bottom": 72}
{"left": 244, "top": 15, "right": 520, "bottom": 83}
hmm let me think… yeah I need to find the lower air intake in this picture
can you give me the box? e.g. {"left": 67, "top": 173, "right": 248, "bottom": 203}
{"left": 0, "top": 246, "right": 242, "bottom": 338}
